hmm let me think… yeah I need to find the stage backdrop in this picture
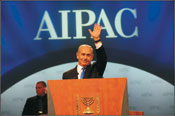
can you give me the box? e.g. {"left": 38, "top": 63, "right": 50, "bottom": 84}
{"left": 1, "top": 1, "right": 174, "bottom": 115}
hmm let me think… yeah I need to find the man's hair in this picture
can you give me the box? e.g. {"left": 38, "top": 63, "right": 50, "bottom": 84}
{"left": 77, "top": 44, "right": 93, "bottom": 53}
{"left": 36, "top": 81, "right": 47, "bottom": 87}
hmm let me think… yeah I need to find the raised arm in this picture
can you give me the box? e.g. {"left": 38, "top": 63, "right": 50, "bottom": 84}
{"left": 88, "top": 24, "right": 107, "bottom": 77}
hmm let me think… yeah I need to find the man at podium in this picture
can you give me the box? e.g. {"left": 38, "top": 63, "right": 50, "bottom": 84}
{"left": 62, "top": 24, "right": 107, "bottom": 79}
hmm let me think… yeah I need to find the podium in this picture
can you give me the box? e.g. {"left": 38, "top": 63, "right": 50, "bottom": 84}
{"left": 47, "top": 78, "right": 131, "bottom": 115}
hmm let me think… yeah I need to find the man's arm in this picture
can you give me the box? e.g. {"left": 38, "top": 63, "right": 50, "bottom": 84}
{"left": 22, "top": 99, "right": 31, "bottom": 115}
{"left": 95, "top": 45, "right": 107, "bottom": 76}
{"left": 88, "top": 24, "right": 107, "bottom": 76}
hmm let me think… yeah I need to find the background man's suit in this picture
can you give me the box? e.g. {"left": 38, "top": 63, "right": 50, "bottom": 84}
{"left": 62, "top": 46, "right": 107, "bottom": 79}
{"left": 22, "top": 94, "right": 47, "bottom": 115}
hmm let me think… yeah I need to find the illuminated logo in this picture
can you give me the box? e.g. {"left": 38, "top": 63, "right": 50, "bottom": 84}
{"left": 34, "top": 8, "right": 138, "bottom": 40}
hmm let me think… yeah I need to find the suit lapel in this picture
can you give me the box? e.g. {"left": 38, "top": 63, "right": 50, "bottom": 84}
{"left": 71, "top": 66, "right": 78, "bottom": 79}
{"left": 84, "top": 65, "right": 91, "bottom": 78}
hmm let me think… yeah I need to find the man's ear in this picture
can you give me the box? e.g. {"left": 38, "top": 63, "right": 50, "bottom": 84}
{"left": 91, "top": 53, "right": 94, "bottom": 60}
{"left": 76, "top": 52, "right": 79, "bottom": 59}
{"left": 44, "top": 87, "right": 47, "bottom": 94}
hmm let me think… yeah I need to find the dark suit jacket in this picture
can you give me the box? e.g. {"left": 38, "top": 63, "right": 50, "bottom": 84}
{"left": 22, "top": 94, "right": 47, "bottom": 115}
{"left": 62, "top": 46, "right": 107, "bottom": 79}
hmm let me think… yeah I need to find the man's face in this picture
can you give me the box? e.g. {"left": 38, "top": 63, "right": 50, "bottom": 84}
{"left": 36, "top": 83, "right": 46, "bottom": 96}
{"left": 77, "top": 45, "right": 94, "bottom": 67}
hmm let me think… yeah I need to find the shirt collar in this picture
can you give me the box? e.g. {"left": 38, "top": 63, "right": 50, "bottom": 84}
{"left": 77, "top": 64, "right": 84, "bottom": 73}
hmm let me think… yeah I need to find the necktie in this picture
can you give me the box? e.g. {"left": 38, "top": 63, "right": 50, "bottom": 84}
{"left": 80, "top": 67, "right": 85, "bottom": 79}
{"left": 38, "top": 97, "right": 43, "bottom": 114}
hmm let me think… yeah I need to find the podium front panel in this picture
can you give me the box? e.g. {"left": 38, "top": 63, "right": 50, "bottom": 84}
{"left": 47, "top": 78, "right": 129, "bottom": 115}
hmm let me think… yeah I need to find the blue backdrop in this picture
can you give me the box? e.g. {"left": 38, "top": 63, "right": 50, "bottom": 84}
{"left": 1, "top": 1, "right": 174, "bottom": 92}
{"left": 1, "top": 1, "right": 174, "bottom": 115}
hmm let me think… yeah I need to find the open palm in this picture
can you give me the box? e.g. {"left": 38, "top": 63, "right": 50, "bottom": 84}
{"left": 88, "top": 24, "right": 102, "bottom": 41}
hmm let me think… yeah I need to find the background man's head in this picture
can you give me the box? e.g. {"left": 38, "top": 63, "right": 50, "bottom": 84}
{"left": 36, "top": 81, "right": 47, "bottom": 96}
{"left": 76, "top": 44, "right": 94, "bottom": 67}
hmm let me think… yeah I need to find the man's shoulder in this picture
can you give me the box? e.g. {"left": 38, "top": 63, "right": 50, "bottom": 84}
{"left": 63, "top": 67, "right": 77, "bottom": 75}
{"left": 27, "top": 96, "right": 37, "bottom": 101}
{"left": 62, "top": 66, "right": 78, "bottom": 79}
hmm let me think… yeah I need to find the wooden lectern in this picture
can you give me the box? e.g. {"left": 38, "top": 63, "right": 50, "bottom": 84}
{"left": 47, "top": 78, "right": 130, "bottom": 115}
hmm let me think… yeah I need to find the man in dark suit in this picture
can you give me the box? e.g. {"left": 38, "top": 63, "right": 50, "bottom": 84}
{"left": 22, "top": 81, "right": 48, "bottom": 115}
{"left": 63, "top": 24, "right": 107, "bottom": 79}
